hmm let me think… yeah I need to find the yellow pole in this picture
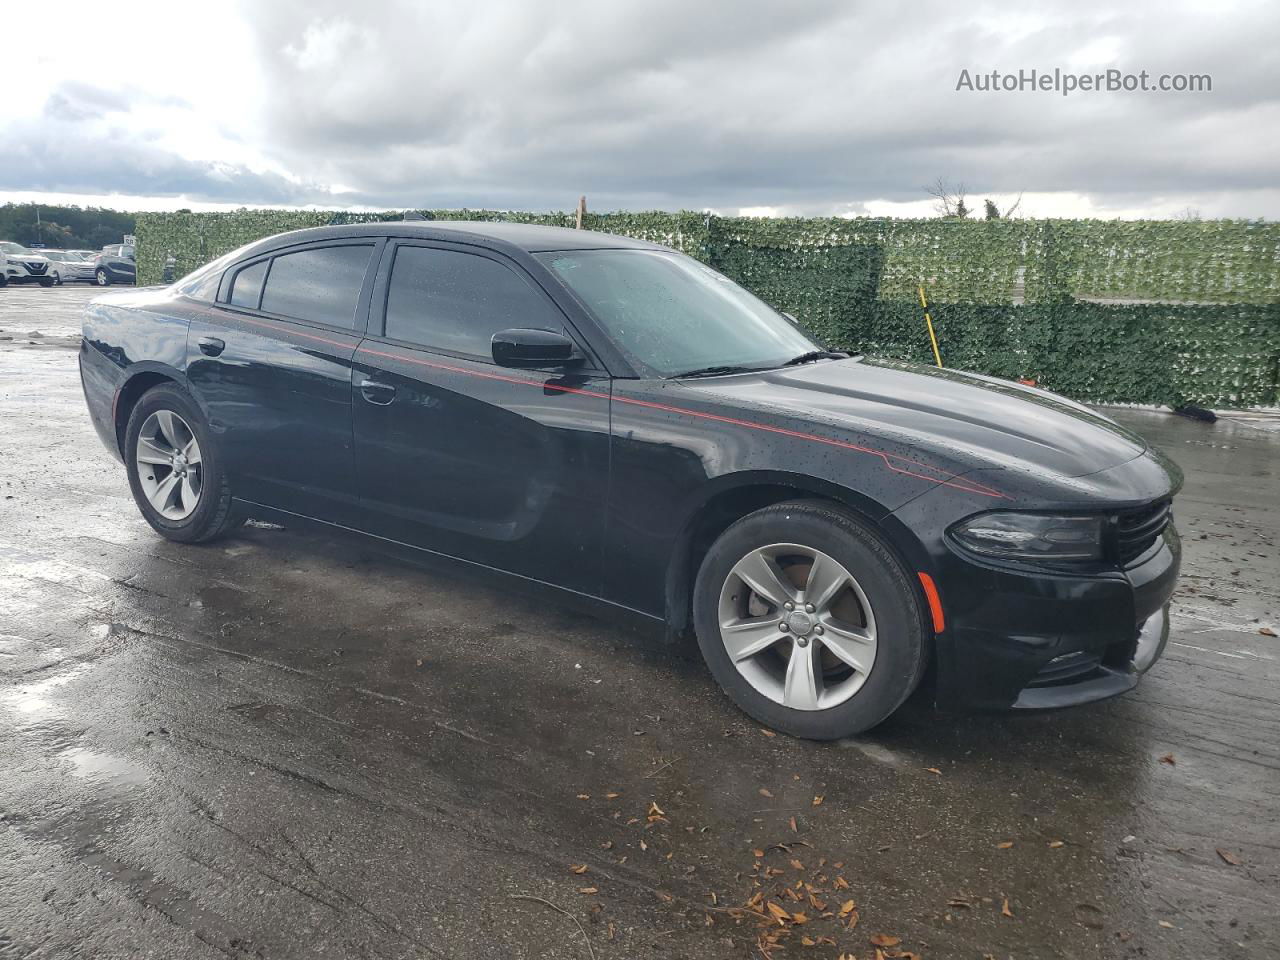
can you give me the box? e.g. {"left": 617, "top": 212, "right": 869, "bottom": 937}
{"left": 918, "top": 284, "right": 944, "bottom": 369}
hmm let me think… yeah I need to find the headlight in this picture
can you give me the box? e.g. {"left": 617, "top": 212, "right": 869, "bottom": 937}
{"left": 950, "top": 512, "right": 1104, "bottom": 562}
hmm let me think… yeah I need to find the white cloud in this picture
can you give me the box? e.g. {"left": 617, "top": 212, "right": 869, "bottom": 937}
{"left": 3, "top": 0, "right": 1278, "bottom": 218}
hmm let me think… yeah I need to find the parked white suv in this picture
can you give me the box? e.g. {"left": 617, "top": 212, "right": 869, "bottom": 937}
{"left": 0, "top": 242, "right": 55, "bottom": 287}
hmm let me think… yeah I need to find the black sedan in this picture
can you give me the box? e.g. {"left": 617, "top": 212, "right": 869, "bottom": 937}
{"left": 78, "top": 223, "right": 1180, "bottom": 738}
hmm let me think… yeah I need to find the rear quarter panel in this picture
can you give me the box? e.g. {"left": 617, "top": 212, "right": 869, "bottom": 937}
{"left": 80, "top": 292, "right": 195, "bottom": 458}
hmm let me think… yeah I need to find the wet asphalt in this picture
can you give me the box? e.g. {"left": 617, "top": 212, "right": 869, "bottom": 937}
{"left": 1, "top": 285, "right": 1277, "bottom": 960}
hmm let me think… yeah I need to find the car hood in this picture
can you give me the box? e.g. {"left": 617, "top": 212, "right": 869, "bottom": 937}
{"left": 685, "top": 357, "right": 1149, "bottom": 480}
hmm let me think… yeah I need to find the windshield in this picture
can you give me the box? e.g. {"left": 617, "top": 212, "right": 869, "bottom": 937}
{"left": 0, "top": 242, "right": 32, "bottom": 256}
{"left": 537, "top": 249, "right": 819, "bottom": 377}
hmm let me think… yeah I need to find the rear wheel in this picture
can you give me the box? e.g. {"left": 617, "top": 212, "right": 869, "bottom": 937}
{"left": 96, "top": 268, "right": 110, "bottom": 286}
{"left": 125, "top": 384, "right": 241, "bottom": 543}
{"left": 693, "top": 500, "right": 927, "bottom": 739}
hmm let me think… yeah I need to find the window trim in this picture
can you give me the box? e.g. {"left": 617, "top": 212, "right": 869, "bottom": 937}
{"left": 368, "top": 239, "right": 603, "bottom": 371}
{"left": 215, "top": 238, "right": 383, "bottom": 336}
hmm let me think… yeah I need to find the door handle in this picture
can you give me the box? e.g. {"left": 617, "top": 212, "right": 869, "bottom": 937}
{"left": 197, "top": 336, "right": 225, "bottom": 357}
{"left": 359, "top": 379, "right": 397, "bottom": 404}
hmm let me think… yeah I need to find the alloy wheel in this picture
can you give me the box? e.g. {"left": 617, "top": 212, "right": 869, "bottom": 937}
{"left": 135, "top": 410, "right": 203, "bottom": 520}
{"left": 717, "top": 543, "right": 878, "bottom": 711}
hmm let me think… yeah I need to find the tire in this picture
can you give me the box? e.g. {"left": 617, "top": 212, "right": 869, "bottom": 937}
{"left": 52, "top": 271, "right": 63, "bottom": 286}
{"left": 39, "top": 277, "right": 55, "bottom": 288}
{"left": 0, "top": 274, "right": 7, "bottom": 288}
{"left": 693, "top": 499, "right": 928, "bottom": 739}
{"left": 124, "top": 383, "right": 241, "bottom": 543}
{"left": 96, "top": 269, "right": 111, "bottom": 286}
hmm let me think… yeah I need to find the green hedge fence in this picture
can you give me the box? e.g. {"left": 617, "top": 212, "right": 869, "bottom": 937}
{"left": 135, "top": 210, "right": 1280, "bottom": 408}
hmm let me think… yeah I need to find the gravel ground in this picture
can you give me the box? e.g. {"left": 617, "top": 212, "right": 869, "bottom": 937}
{"left": 1, "top": 285, "right": 1277, "bottom": 960}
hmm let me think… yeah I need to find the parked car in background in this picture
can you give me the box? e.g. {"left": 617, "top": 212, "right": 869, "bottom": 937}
{"left": 0, "top": 241, "right": 55, "bottom": 287}
{"left": 69, "top": 249, "right": 98, "bottom": 260}
{"left": 78, "top": 222, "right": 1183, "bottom": 739}
{"left": 93, "top": 244, "right": 137, "bottom": 286}
{"left": 41, "top": 250, "right": 97, "bottom": 285}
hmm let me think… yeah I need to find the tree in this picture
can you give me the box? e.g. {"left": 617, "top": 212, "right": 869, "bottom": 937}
{"left": 926, "top": 178, "right": 970, "bottom": 218}
{"left": 983, "top": 194, "right": 1022, "bottom": 219}
{"left": 0, "top": 203, "right": 136, "bottom": 250}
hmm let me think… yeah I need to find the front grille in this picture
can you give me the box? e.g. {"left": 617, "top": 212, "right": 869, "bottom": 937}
{"left": 25, "top": 261, "right": 48, "bottom": 275}
{"left": 1114, "top": 499, "right": 1172, "bottom": 565}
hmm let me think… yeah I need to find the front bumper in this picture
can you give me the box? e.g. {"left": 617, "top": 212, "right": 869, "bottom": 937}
{"left": 931, "top": 524, "right": 1180, "bottom": 711}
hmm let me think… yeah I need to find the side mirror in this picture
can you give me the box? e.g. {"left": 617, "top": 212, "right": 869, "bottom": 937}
{"left": 491, "top": 328, "right": 581, "bottom": 368}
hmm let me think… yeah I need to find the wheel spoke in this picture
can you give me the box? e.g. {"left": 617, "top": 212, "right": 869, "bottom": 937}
{"left": 148, "top": 472, "right": 179, "bottom": 512}
{"left": 732, "top": 551, "right": 795, "bottom": 608}
{"left": 183, "top": 438, "right": 202, "bottom": 464}
{"left": 136, "top": 438, "right": 172, "bottom": 464}
{"left": 803, "top": 553, "right": 848, "bottom": 613}
{"left": 178, "top": 476, "right": 200, "bottom": 513}
{"left": 783, "top": 640, "right": 821, "bottom": 710}
{"left": 721, "top": 618, "right": 785, "bottom": 662}
{"left": 155, "top": 410, "right": 179, "bottom": 448}
{"left": 819, "top": 622, "right": 875, "bottom": 674}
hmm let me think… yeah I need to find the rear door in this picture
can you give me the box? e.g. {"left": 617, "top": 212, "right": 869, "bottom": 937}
{"left": 351, "top": 240, "right": 612, "bottom": 596}
{"left": 187, "top": 239, "right": 381, "bottom": 525}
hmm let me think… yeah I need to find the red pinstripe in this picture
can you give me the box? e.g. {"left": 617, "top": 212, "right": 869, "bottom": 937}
{"left": 223, "top": 313, "right": 1008, "bottom": 500}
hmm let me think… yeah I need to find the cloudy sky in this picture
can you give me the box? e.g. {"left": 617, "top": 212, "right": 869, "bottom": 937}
{"left": 5, "top": 0, "right": 1278, "bottom": 218}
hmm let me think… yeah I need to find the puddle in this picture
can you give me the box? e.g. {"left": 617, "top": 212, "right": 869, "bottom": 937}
{"left": 4, "top": 663, "right": 92, "bottom": 718}
{"left": 58, "top": 746, "right": 151, "bottom": 788}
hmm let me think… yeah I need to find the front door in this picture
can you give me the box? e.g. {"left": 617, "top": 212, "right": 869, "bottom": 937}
{"left": 187, "top": 239, "right": 380, "bottom": 525}
{"left": 351, "top": 241, "right": 612, "bottom": 597}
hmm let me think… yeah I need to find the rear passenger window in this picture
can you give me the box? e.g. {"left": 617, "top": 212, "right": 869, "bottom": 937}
{"left": 229, "top": 260, "right": 268, "bottom": 308}
{"left": 384, "top": 246, "right": 563, "bottom": 359}
{"left": 259, "top": 245, "right": 374, "bottom": 328}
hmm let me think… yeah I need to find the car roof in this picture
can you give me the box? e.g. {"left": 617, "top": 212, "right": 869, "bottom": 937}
{"left": 247, "top": 220, "right": 666, "bottom": 256}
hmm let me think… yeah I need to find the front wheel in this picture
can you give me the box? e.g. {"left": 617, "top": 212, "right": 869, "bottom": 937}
{"left": 39, "top": 277, "right": 55, "bottom": 288}
{"left": 52, "top": 271, "right": 63, "bottom": 286}
{"left": 96, "top": 269, "right": 111, "bottom": 286}
{"left": 124, "top": 384, "right": 241, "bottom": 543}
{"left": 693, "top": 500, "right": 928, "bottom": 739}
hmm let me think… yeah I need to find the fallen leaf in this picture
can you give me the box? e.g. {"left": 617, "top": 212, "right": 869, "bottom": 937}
{"left": 760, "top": 728, "right": 777, "bottom": 737}
{"left": 578, "top": 886, "right": 598, "bottom": 895}
{"left": 791, "top": 911, "right": 809, "bottom": 924}
{"left": 766, "top": 901, "right": 792, "bottom": 923}
{"left": 600, "top": 840, "right": 613, "bottom": 850}
{"left": 801, "top": 936, "right": 817, "bottom": 946}
{"left": 1002, "top": 898, "right": 1014, "bottom": 918}
{"left": 812, "top": 795, "right": 824, "bottom": 807}
{"left": 576, "top": 794, "right": 591, "bottom": 800}
{"left": 789, "top": 816, "right": 798, "bottom": 833}
{"left": 834, "top": 876, "right": 850, "bottom": 889}
{"left": 1216, "top": 848, "right": 1243, "bottom": 866}
{"left": 996, "top": 841, "right": 1014, "bottom": 849}
{"left": 639, "top": 840, "right": 647, "bottom": 851}
{"left": 605, "top": 791, "right": 621, "bottom": 799}
{"left": 925, "top": 767, "right": 942, "bottom": 775}
{"left": 1158, "top": 919, "right": 1175, "bottom": 929}
{"left": 1048, "top": 840, "right": 1065, "bottom": 848}
{"left": 647, "top": 801, "right": 665, "bottom": 817}
{"left": 870, "top": 934, "right": 901, "bottom": 947}
{"left": 839, "top": 900, "right": 856, "bottom": 917}
{"left": 789, "top": 859, "right": 805, "bottom": 871}
{"left": 759, "top": 788, "right": 774, "bottom": 798}
{"left": 753, "top": 848, "right": 765, "bottom": 858}
{"left": 1159, "top": 753, "right": 1176, "bottom": 765}
{"left": 570, "top": 864, "right": 588, "bottom": 874}
{"left": 1260, "top": 627, "right": 1277, "bottom": 637}
{"left": 948, "top": 897, "right": 972, "bottom": 908}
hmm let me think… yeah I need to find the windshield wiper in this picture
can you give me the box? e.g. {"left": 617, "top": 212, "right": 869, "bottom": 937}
{"left": 667, "top": 364, "right": 764, "bottom": 379}
{"left": 781, "top": 350, "right": 848, "bottom": 367}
